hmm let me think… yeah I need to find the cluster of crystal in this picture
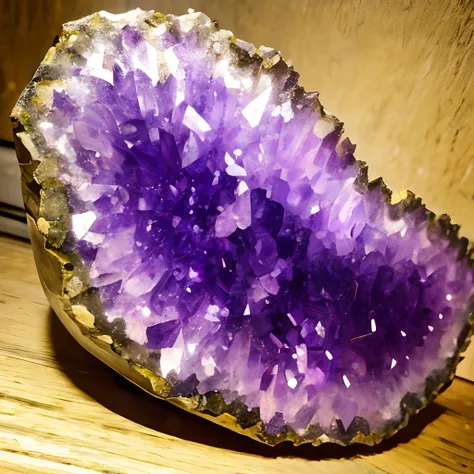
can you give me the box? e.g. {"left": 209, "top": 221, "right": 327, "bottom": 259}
{"left": 13, "top": 9, "right": 473, "bottom": 444}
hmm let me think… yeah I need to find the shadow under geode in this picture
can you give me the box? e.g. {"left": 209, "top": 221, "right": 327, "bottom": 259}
{"left": 48, "top": 308, "right": 446, "bottom": 461}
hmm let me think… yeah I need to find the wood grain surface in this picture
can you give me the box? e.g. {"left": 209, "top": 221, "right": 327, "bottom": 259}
{"left": 1, "top": 1, "right": 473, "bottom": 378}
{"left": 0, "top": 234, "right": 473, "bottom": 473}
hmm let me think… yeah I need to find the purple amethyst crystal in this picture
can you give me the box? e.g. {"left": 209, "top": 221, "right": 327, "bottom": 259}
{"left": 11, "top": 9, "right": 473, "bottom": 446}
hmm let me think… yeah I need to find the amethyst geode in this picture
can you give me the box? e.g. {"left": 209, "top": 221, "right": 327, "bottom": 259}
{"left": 11, "top": 9, "right": 473, "bottom": 446}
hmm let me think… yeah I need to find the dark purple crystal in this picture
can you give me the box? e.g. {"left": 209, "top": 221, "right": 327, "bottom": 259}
{"left": 13, "top": 9, "right": 473, "bottom": 444}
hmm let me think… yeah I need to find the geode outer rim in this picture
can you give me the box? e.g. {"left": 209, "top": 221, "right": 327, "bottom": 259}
{"left": 11, "top": 9, "right": 474, "bottom": 447}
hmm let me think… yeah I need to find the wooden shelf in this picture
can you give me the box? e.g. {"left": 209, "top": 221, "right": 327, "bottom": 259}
{"left": 0, "top": 234, "right": 472, "bottom": 473}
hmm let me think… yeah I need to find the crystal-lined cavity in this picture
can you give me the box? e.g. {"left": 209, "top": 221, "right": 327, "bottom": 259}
{"left": 12, "top": 9, "right": 473, "bottom": 445}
